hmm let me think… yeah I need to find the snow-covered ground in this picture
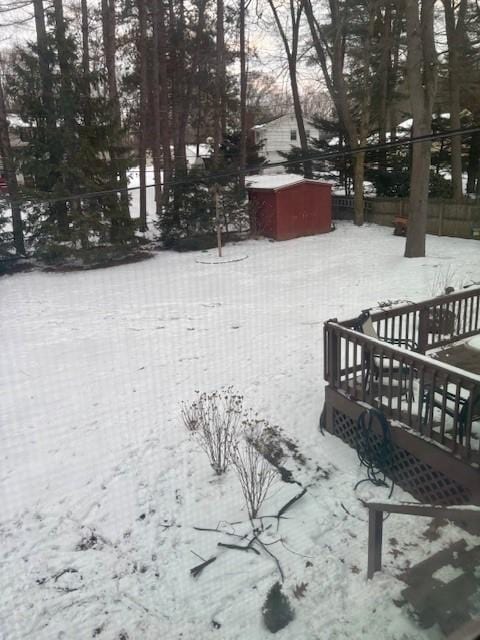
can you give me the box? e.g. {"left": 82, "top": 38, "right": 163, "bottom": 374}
{"left": 1, "top": 224, "right": 480, "bottom": 640}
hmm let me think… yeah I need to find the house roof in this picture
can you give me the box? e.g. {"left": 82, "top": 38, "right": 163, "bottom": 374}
{"left": 251, "top": 114, "right": 286, "bottom": 130}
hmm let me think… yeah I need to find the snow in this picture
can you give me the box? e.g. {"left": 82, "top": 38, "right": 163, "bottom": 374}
{"left": 2, "top": 223, "right": 480, "bottom": 639}
{"left": 467, "top": 335, "right": 480, "bottom": 352}
{"left": 246, "top": 173, "right": 305, "bottom": 190}
{"left": 432, "top": 565, "right": 464, "bottom": 584}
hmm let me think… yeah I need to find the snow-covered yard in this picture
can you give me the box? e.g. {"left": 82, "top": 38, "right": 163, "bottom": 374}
{"left": 1, "top": 223, "right": 479, "bottom": 640}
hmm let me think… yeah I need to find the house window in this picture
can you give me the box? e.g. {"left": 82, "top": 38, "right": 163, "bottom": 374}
{"left": 290, "top": 129, "right": 297, "bottom": 141}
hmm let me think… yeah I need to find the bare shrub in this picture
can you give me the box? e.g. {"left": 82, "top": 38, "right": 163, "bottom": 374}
{"left": 233, "top": 420, "right": 278, "bottom": 520}
{"left": 182, "top": 388, "right": 243, "bottom": 475}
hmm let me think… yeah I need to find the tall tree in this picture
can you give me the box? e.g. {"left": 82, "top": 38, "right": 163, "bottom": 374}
{"left": 32, "top": 0, "right": 68, "bottom": 233}
{"left": 137, "top": 0, "right": 148, "bottom": 230}
{"left": 214, "top": 0, "right": 225, "bottom": 164}
{"left": 267, "top": 0, "right": 312, "bottom": 178}
{"left": 404, "top": 0, "right": 437, "bottom": 258}
{"left": 150, "top": 0, "right": 172, "bottom": 214}
{"left": 304, "top": 0, "right": 376, "bottom": 223}
{"left": 80, "top": 0, "right": 91, "bottom": 124}
{"left": 443, "top": 0, "right": 468, "bottom": 201}
{"left": 101, "top": 0, "right": 131, "bottom": 233}
{"left": 239, "top": 0, "right": 248, "bottom": 188}
{"left": 0, "top": 75, "right": 25, "bottom": 255}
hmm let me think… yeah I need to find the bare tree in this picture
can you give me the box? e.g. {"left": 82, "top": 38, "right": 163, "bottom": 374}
{"left": 304, "top": 0, "right": 376, "bottom": 224}
{"left": 266, "top": 0, "right": 312, "bottom": 178}
{"left": 0, "top": 75, "right": 25, "bottom": 255}
{"left": 404, "top": 0, "right": 437, "bottom": 258}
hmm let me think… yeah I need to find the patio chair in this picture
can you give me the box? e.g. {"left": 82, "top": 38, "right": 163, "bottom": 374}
{"left": 422, "top": 384, "right": 480, "bottom": 443}
{"left": 354, "top": 310, "right": 417, "bottom": 400}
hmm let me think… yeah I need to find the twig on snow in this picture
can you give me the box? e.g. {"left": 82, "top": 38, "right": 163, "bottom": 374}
{"left": 190, "top": 555, "right": 217, "bottom": 578}
{"left": 193, "top": 525, "right": 247, "bottom": 540}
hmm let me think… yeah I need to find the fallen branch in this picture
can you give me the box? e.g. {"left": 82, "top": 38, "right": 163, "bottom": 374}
{"left": 254, "top": 535, "right": 284, "bottom": 582}
{"left": 218, "top": 540, "right": 260, "bottom": 555}
{"left": 190, "top": 556, "right": 217, "bottom": 578}
{"left": 276, "top": 488, "right": 307, "bottom": 530}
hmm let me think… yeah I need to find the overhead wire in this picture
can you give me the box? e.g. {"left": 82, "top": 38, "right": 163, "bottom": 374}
{"left": 2, "top": 125, "right": 480, "bottom": 209}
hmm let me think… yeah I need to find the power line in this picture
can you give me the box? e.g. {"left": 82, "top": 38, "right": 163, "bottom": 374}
{"left": 2, "top": 125, "right": 480, "bottom": 209}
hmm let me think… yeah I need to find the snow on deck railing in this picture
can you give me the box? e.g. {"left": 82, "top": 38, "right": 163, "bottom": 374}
{"left": 338, "top": 286, "right": 480, "bottom": 355}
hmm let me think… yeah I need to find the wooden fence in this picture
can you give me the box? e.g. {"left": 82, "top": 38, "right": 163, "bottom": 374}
{"left": 364, "top": 197, "right": 480, "bottom": 239}
{"left": 331, "top": 195, "right": 480, "bottom": 239}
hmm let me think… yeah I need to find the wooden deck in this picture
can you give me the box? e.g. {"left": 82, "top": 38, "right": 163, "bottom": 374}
{"left": 323, "top": 286, "right": 480, "bottom": 505}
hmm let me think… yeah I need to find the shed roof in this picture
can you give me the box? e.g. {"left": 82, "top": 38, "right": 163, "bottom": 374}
{"left": 246, "top": 174, "right": 332, "bottom": 192}
{"left": 246, "top": 174, "right": 304, "bottom": 191}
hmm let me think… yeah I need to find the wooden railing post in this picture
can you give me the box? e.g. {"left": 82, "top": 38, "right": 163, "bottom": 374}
{"left": 418, "top": 307, "right": 429, "bottom": 354}
{"left": 367, "top": 507, "right": 383, "bottom": 579}
{"left": 327, "top": 322, "right": 340, "bottom": 387}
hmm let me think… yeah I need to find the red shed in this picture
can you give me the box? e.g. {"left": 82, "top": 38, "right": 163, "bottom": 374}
{"left": 247, "top": 175, "right": 332, "bottom": 241}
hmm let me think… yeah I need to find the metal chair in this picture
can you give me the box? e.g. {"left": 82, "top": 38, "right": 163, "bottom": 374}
{"left": 354, "top": 310, "right": 417, "bottom": 400}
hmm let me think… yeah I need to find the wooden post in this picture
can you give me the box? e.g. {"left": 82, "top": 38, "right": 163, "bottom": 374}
{"left": 418, "top": 307, "right": 429, "bottom": 354}
{"left": 330, "top": 330, "right": 339, "bottom": 387}
{"left": 367, "top": 508, "right": 383, "bottom": 579}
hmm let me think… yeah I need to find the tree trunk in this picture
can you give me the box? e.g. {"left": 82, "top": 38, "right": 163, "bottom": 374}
{"left": 137, "top": 0, "right": 148, "bottom": 230}
{"left": 80, "top": 0, "right": 91, "bottom": 127}
{"left": 466, "top": 129, "right": 480, "bottom": 194}
{"left": 303, "top": 0, "right": 374, "bottom": 220}
{"left": 101, "top": 0, "right": 130, "bottom": 231}
{"left": 214, "top": 0, "right": 225, "bottom": 165}
{"left": 377, "top": 4, "right": 392, "bottom": 174}
{"left": 0, "top": 78, "right": 25, "bottom": 255}
{"left": 239, "top": 0, "right": 247, "bottom": 189}
{"left": 32, "top": 0, "right": 68, "bottom": 234}
{"left": 443, "top": 0, "right": 467, "bottom": 201}
{"left": 150, "top": 0, "right": 164, "bottom": 215}
{"left": 53, "top": 0, "right": 82, "bottom": 238}
{"left": 32, "top": 0, "right": 55, "bottom": 136}
{"left": 289, "top": 59, "right": 312, "bottom": 178}
{"left": 267, "top": 0, "right": 311, "bottom": 178}
{"left": 404, "top": 0, "right": 437, "bottom": 258}
{"left": 353, "top": 152, "right": 365, "bottom": 226}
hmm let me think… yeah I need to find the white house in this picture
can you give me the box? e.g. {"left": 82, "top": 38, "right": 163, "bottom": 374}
{"left": 252, "top": 113, "right": 325, "bottom": 174}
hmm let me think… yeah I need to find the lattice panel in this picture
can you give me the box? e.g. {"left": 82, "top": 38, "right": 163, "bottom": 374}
{"left": 332, "top": 410, "right": 471, "bottom": 506}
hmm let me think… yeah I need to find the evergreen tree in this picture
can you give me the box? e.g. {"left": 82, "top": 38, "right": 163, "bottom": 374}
{"left": 7, "top": 3, "right": 134, "bottom": 256}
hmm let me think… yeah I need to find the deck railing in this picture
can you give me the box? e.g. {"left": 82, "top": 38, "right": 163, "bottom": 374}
{"left": 324, "top": 321, "right": 480, "bottom": 464}
{"left": 339, "top": 286, "right": 480, "bottom": 354}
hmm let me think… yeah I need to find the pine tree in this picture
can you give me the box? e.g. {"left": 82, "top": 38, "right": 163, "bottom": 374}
{"left": 7, "top": 3, "right": 135, "bottom": 255}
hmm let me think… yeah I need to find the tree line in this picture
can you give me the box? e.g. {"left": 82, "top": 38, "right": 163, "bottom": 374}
{"left": 0, "top": 0, "right": 479, "bottom": 261}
